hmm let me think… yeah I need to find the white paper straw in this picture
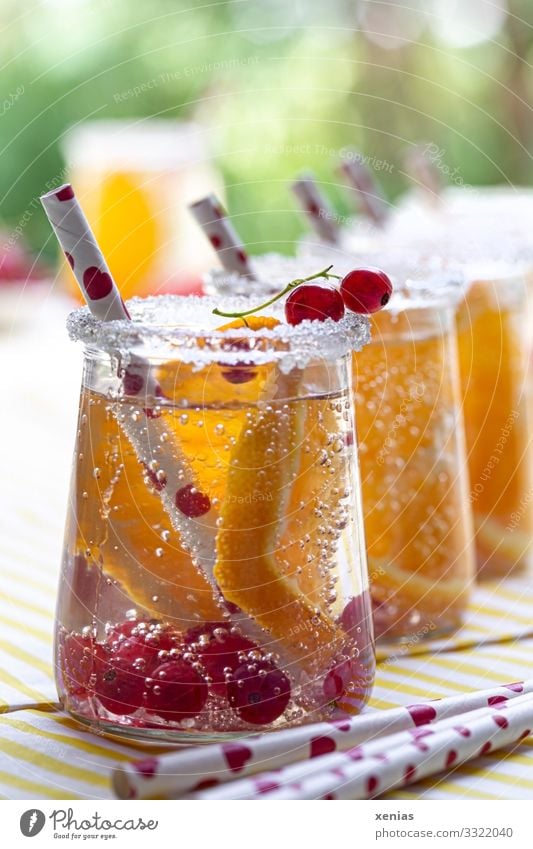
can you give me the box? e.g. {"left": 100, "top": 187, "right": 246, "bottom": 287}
{"left": 112, "top": 678, "right": 531, "bottom": 799}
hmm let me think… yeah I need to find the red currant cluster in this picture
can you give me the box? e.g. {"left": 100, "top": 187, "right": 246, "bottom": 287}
{"left": 285, "top": 267, "right": 393, "bottom": 325}
{"left": 59, "top": 619, "right": 292, "bottom": 726}
{"left": 213, "top": 266, "right": 393, "bottom": 326}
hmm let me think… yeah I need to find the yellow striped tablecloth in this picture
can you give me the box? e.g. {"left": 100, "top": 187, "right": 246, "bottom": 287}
{"left": 1, "top": 300, "right": 533, "bottom": 800}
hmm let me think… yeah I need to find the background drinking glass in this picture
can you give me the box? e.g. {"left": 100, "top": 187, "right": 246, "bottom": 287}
{"left": 60, "top": 120, "right": 224, "bottom": 300}
{"left": 354, "top": 290, "right": 476, "bottom": 642}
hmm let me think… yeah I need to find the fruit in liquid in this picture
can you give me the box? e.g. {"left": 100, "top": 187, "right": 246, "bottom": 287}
{"left": 456, "top": 277, "right": 533, "bottom": 577}
{"left": 57, "top": 361, "right": 374, "bottom": 736}
{"left": 353, "top": 308, "right": 475, "bottom": 641}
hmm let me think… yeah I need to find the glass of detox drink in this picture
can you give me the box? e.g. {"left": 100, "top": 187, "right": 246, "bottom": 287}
{"left": 455, "top": 260, "right": 533, "bottom": 577}
{"left": 56, "top": 294, "right": 375, "bottom": 741}
{"left": 208, "top": 258, "right": 476, "bottom": 642}
{"left": 353, "top": 282, "right": 476, "bottom": 641}
{"left": 299, "top": 211, "right": 533, "bottom": 580}
{"left": 61, "top": 120, "right": 223, "bottom": 301}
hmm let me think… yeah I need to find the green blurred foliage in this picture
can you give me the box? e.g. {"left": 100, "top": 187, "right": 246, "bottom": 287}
{"left": 0, "top": 0, "right": 531, "bottom": 259}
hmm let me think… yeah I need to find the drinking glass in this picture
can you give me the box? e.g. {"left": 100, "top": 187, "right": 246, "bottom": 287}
{"left": 456, "top": 262, "right": 533, "bottom": 577}
{"left": 354, "top": 290, "right": 475, "bottom": 641}
{"left": 208, "top": 258, "right": 476, "bottom": 642}
{"left": 61, "top": 120, "right": 223, "bottom": 301}
{"left": 56, "top": 295, "right": 375, "bottom": 741}
{"left": 299, "top": 212, "right": 533, "bottom": 579}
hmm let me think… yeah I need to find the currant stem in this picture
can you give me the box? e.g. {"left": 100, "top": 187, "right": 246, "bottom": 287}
{"left": 213, "top": 265, "right": 342, "bottom": 319}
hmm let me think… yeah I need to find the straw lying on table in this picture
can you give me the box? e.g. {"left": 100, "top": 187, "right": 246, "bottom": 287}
{"left": 291, "top": 173, "right": 340, "bottom": 244}
{"left": 189, "top": 193, "right": 256, "bottom": 278}
{"left": 40, "top": 185, "right": 219, "bottom": 580}
{"left": 200, "top": 691, "right": 533, "bottom": 801}
{"left": 112, "top": 678, "right": 533, "bottom": 799}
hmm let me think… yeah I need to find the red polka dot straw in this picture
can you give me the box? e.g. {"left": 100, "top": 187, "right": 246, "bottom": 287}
{"left": 40, "top": 184, "right": 130, "bottom": 322}
{"left": 40, "top": 183, "right": 219, "bottom": 589}
{"left": 192, "top": 690, "right": 533, "bottom": 800}
{"left": 189, "top": 193, "right": 255, "bottom": 278}
{"left": 291, "top": 173, "right": 340, "bottom": 245}
{"left": 339, "top": 155, "right": 387, "bottom": 226}
{"left": 112, "top": 678, "right": 533, "bottom": 800}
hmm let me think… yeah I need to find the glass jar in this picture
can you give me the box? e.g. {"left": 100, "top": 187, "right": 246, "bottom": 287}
{"left": 61, "top": 120, "right": 224, "bottom": 301}
{"left": 456, "top": 263, "right": 533, "bottom": 577}
{"left": 56, "top": 295, "right": 375, "bottom": 741}
{"left": 354, "top": 295, "right": 475, "bottom": 641}
{"left": 208, "top": 259, "right": 476, "bottom": 642}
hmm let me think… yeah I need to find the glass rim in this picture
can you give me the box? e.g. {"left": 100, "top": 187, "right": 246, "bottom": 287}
{"left": 67, "top": 294, "right": 371, "bottom": 367}
{"left": 207, "top": 254, "right": 466, "bottom": 313}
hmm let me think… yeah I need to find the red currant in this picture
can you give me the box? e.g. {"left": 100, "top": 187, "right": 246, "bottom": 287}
{"left": 323, "top": 659, "right": 355, "bottom": 703}
{"left": 145, "top": 660, "right": 208, "bottom": 721}
{"left": 339, "top": 592, "right": 372, "bottom": 636}
{"left": 340, "top": 267, "right": 392, "bottom": 314}
{"left": 94, "top": 651, "right": 146, "bottom": 716}
{"left": 59, "top": 632, "right": 101, "bottom": 697}
{"left": 175, "top": 484, "right": 211, "bottom": 518}
{"left": 106, "top": 620, "right": 182, "bottom": 671}
{"left": 105, "top": 619, "right": 148, "bottom": 645}
{"left": 218, "top": 337, "right": 257, "bottom": 385}
{"left": 220, "top": 365, "right": 257, "bottom": 385}
{"left": 184, "top": 622, "right": 258, "bottom": 697}
{"left": 285, "top": 283, "right": 345, "bottom": 325}
{"left": 227, "top": 659, "right": 291, "bottom": 725}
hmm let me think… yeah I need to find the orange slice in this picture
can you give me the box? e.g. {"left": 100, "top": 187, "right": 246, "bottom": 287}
{"left": 70, "top": 391, "right": 221, "bottom": 624}
{"left": 213, "top": 371, "right": 347, "bottom": 674}
{"left": 278, "top": 400, "right": 349, "bottom": 605}
{"left": 216, "top": 316, "right": 280, "bottom": 332}
{"left": 369, "top": 557, "right": 471, "bottom": 618}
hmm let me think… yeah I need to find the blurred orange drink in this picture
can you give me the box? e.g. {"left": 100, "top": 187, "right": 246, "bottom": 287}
{"left": 353, "top": 292, "right": 475, "bottom": 641}
{"left": 456, "top": 264, "right": 533, "bottom": 577}
{"left": 60, "top": 120, "right": 223, "bottom": 301}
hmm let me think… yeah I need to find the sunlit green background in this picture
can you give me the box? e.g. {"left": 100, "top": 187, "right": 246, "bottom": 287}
{"left": 0, "top": 0, "right": 531, "bottom": 258}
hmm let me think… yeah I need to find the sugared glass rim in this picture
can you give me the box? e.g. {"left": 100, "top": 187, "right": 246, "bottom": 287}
{"left": 67, "top": 294, "right": 370, "bottom": 369}
{"left": 207, "top": 252, "right": 466, "bottom": 313}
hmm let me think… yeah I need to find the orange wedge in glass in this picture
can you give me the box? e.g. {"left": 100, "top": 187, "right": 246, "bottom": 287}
{"left": 213, "top": 368, "right": 346, "bottom": 674}
{"left": 70, "top": 391, "right": 221, "bottom": 623}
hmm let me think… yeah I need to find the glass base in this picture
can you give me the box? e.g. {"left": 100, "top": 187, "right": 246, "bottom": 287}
{"left": 68, "top": 709, "right": 260, "bottom": 745}
{"left": 65, "top": 700, "right": 372, "bottom": 745}
{"left": 374, "top": 619, "right": 463, "bottom": 649}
